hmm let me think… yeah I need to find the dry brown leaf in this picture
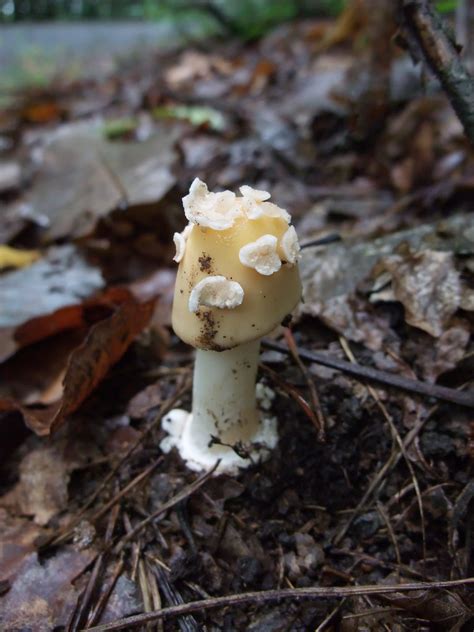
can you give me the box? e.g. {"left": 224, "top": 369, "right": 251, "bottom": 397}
{"left": 3, "top": 121, "right": 179, "bottom": 244}
{"left": 0, "top": 289, "right": 156, "bottom": 435}
{"left": 0, "top": 426, "right": 101, "bottom": 526}
{"left": 0, "top": 245, "right": 104, "bottom": 362}
{"left": 21, "top": 100, "right": 64, "bottom": 124}
{"left": 378, "top": 249, "right": 461, "bottom": 337}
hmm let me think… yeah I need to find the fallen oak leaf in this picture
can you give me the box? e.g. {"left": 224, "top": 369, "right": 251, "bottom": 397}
{"left": 0, "top": 290, "right": 156, "bottom": 436}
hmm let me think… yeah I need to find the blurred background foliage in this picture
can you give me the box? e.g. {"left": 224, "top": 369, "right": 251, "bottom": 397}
{"left": 0, "top": 0, "right": 457, "bottom": 23}
{"left": 0, "top": 1, "right": 457, "bottom": 42}
{"left": 1, "top": 0, "right": 346, "bottom": 29}
{"left": 0, "top": 0, "right": 347, "bottom": 19}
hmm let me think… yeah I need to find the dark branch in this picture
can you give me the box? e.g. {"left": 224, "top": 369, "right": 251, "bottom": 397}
{"left": 399, "top": 0, "right": 474, "bottom": 145}
{"left": 86, "top": 578, "right": 474, "bottom": 631}
{"left": 262, "top": 339, "right": 474, "bottom": 409}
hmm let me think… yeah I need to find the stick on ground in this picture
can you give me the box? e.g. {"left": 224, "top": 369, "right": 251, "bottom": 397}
{"left": 85, "top": 577, "right": 474, "bottom": 631}
{"left": 262, "top": 338, "right": 474, "bottom": 409}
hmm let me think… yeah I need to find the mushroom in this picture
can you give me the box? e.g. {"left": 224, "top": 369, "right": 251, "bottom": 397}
{"left": 161, "top": 179, "right": 301, "bottom": 473}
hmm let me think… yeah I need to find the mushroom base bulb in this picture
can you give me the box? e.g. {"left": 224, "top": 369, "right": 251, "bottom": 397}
{"left": 162, "top": 180, "right": 301, "bottom": 473}
{"left": 161, "top": 341, "right": 278, "bottom": 473}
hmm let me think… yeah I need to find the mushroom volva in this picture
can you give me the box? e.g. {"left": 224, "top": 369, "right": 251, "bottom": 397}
{"left": 161, "top": 179, "right": 302, "bottom": 473}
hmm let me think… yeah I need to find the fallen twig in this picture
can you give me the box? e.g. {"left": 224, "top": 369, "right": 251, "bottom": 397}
{"left": 112, "top": 462, "right": 219, "bottom": 554}
{"left": 89, "top": 456, "right": 163, "bottom": 524}
{"left": 399, "top": 0, "right": 474, "bottom": 145}
{"left": 300, "top": 233, "right": 342, "bottom": 250}
{"left": 262, "top": 338, "right": 474, "bottom": 409}
{"left": 46, "top": 381, "right": 190, "bottom": 548}
{"left": 86, "top": 558, "right": 124, "bottom": 629}
{"left": 85, "top": 577, "right": 474, "bottom": 631}
{"left": 339, "top": 336, "right": 427, "bottom": 559}
{"left": 284, "top": 328, "right": 326, "bottom": 441}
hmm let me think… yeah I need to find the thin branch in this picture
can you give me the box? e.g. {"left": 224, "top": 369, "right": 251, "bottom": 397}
{"left": 85, "top": 577, "right": 474, "bottom": 631}
{"left": 284, "top": 328, "right": 326, "bottom": 441}
{"left": 111, "top": 462, "right": 219, "bottom": 554}
{"left": 46, "top": 381, "right": 190, "bottom": 548}
{"left": 338, "top": 336, "right": 426, "bottom": 560}
{"left": 261, "top": 339, "right": 474, "bottom": 409}
{"left": 89, "top": 456, "right": 163, "bottom": 524}
{"left": 400, "top": 0, "right": 474, "bottom": 145}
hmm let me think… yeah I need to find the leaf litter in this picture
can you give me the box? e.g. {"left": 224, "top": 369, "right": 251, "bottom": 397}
{"left": 0, "top": 6, "right": 474, "bottom": 631}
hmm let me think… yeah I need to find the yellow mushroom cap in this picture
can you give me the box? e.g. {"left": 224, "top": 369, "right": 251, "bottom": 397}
{"left": 172, "top": 179, "right": 302, "bottom": 350}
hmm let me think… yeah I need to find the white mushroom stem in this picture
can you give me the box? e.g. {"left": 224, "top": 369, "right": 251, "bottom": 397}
{"left": 191, "top": 340, "right": 260, "bottom": 450}
{"left": 161, "top": 339, "right": 278, "bottom": 472}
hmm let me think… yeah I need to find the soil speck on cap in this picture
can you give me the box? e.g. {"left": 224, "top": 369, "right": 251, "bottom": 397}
{"left": 198, "top": 253, "right": 213, "bottom": 273}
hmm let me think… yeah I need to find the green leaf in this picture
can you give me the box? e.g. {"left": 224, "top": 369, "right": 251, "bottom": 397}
{"left": 152, "top": 105, "right": 227, "bottom": 131}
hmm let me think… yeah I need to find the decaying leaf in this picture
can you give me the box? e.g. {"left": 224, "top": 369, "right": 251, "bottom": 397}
{"left": 2, "top": 446, "right": 74, "bottom": 526}
{"left": 126, "top": 383, "right": 163, "bottom": 419}
{"left": 0, "top": 245, "right": 103, "bottom": 330}
{"left": 376, "top": 249, "right": 461, "bottom": 337}
{"left": 0, "top": 424, "right": 102, "bottom": 525}
{"left": 0, "top": 548, "right": 95, "bottom": 631}
{"left": 406, "top": 323, "right": 471, "bottom": 382}
{"left": 299, "top": 214, "right": 474, "bottom": 310}
{"left": 4, "top": 120, "right": 179, "bottom": 243}
{"left": 0, "top": 245, "right": 104, "bottom": 361}
{"left": 299, "top": 215, "right": 474, "bottom": 347}
{"left": 0, "top": 289, "right": 156, "bottom": 435}
{"left": 304, "top": 293, "right": 389, "bottom": 351}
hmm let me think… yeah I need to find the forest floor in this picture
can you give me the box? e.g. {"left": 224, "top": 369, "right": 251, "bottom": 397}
{"left": 0, "top": 12, "right": 473, "bottom": 632}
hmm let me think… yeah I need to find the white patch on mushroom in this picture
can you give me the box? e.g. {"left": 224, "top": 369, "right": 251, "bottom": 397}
{"left": 183, "top": 178, "right": 242, "bottom": 230}
{"left": 173, "top": 232, "right": 186, "bottom": 262}
{"left": 280, "top": 225, "right": 300, "bottom": 265}
{"left": 260, "top": 201, "right": 291, "bottom": 223}
{"left": 239, "top": 234, "right": 282, "bottom": 276}
{"left": 189, "top": 275, "right": 244, "bottom": 312}
{"left": 173, "top": 223, "right": 194, "bottom": 263}
{"left": 239, "top": 185, "right": 291, "bottom": 223}
{"left": 239, "top": 185, "right": 271, "bottom": 202}
{"left": 182, "top": 223, "right": 193, "bottom": 239}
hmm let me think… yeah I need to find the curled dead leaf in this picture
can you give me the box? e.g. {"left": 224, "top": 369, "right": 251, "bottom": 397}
{"left": 0, "top": 289, "right": 156, "bottom": 436}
